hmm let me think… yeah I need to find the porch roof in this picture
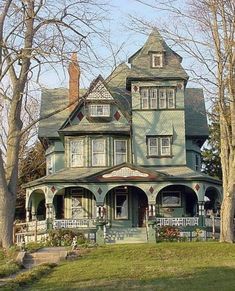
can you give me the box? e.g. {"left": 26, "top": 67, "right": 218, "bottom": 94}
{"left": 24, "top": 163, "right": 221, "bottom": 188}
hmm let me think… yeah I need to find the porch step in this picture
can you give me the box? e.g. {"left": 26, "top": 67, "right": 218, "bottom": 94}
{"left": 23, "top": 247, "right": 67, "bottom": 268}
{"left": 105, "top": 227, "right": 147, "bottom": 244}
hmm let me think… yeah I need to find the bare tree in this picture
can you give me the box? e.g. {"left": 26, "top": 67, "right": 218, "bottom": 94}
{"left": 0, "top": 0, "right": 109, "bottom": 248}
{"left": 132, "top": 0, "right": 235, "bottom": 242}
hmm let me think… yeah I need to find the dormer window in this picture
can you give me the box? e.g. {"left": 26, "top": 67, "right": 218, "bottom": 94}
{"left": 89, "top": 104, "right": 110, "bottom": 117}
{"left": 152, "top": 53, "right": 163, "bottom": 68}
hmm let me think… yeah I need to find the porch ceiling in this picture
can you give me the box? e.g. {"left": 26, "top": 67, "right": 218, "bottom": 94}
{"left": 24, "top": 163, "right": 221, "bottom": 188}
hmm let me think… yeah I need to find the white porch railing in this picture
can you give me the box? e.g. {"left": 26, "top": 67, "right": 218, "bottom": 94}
{"left": 53, "top": 219, "right": 96, "bottom": 229}
{"left": 156, "top": 217, "right": 199, "bottom": 227}
{"left": 27, "top": 220, "right": 47, "bottom": 232}
{"left": 205, "top": 217, "right": 221, "bottom": 228}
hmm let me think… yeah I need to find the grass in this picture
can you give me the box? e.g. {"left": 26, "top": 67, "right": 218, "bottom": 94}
{"left": 0, "top": 263, "right": 56, "bottom": 290}
{"left": 0, "top": 248, "right": 21, "bottom": 279}
{"left": 22, "top": 242, "right": 235, "bottom": 290}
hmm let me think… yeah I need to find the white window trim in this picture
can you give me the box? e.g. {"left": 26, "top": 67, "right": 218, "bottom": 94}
{"left": 162, "top": 191, "right": 181, "bottom": 207}
{"left": 70, "top": 139, "right": 84, "bottom": 167}
{"left": 140, "top": 88, "right": 149, "bottom": 109}
{"left": 167, "top": 88, "right": 175, "bottom": 108}
{"left": 89, "top": 104, "right": 110, "bottom": 117}
{"left": 115, "top": 191, "right": 128, "bottom": 220}
{"left": 159, "top": 88, "right": 167, "bottom": 109}
{"left": 114, "top": 139, "right": 127, "bottom": 165}
{"left": 150, "top": 88, "right": 158, "bottom": 109}
{"left": 152, "top": 53, "right": 163, "bottom": 68}
{"left": 92, "top": 139, "right": 106, "bottom": 166}
{"left": 160, "top": 137, "right": 171, "bottom": 156}
{"left": 148, "top": 137, "right": 158, "bottom": 156}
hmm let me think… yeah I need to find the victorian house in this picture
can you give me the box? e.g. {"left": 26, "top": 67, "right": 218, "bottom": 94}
{"left": 22, "top": 30, "right": 221, "bottom": 244}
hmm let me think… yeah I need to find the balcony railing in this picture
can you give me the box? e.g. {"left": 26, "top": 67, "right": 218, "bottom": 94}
{"left": 205, "top": 217, "right": 221, "bottom": 228}
{"left": 156, "top": 217, "right": 199, "bottom": 227}
{"left": 53, "top": 219, "right": 96, "bottom": 229}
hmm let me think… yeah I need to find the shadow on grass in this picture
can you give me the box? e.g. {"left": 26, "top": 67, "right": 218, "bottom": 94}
{"left": 27, "top": 266, "right": 235, "bottom": 291}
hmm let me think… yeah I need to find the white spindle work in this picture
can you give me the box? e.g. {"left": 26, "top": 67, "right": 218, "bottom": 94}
{"left": 53, "top": 219, "right": 96, "bottom": 229}
{"left": 156, "top": 217, "right": 199, "bottom": 227}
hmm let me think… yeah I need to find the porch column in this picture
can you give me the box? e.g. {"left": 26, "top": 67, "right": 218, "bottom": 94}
{"left": 148, "top": 204, "right": 156, "bottom": 220}
{"left": 198, "top": 201, "right": 205, "bottom": 227}
{"left": 96, "top": 204, "right": 105, "bottom": 245}
{"left": 26, "top": 208, "right": 30, "bottom": 222}
{"left": 46, "top": 203, "right": 53, "bottom": 230}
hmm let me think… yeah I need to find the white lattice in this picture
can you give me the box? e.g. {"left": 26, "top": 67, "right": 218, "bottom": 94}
{"left": 87, "top": 80, "right": 113, "bottom": 100}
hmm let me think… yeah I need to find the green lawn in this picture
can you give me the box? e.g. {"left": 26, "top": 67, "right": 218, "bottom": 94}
{"left": 26, "top": 243, "right": 235, "bottom": 290}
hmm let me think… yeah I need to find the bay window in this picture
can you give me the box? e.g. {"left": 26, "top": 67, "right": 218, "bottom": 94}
{"left": 92, "top": 139, "right": 106, "bottom": 166}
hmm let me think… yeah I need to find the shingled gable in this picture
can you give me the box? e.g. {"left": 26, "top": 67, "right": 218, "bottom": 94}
{"left": 59, "top": 74, "right": 130, "bottom": 132}
{"left": 127, "top": 29, "right": 188, "bottom": 86}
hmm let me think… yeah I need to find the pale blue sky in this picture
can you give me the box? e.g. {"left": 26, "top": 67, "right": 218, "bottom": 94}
{"left": 39, "top": 0, "right": 200, "bottom": 90}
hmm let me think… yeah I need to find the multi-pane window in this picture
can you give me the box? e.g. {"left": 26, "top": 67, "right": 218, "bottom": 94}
{"left": 140, "top": 87, "right": 175, "bottom": 109}
{"left": 160, "top": 137, "right": 171, "bottom": 156}
{"left": 70, "top": 140, "right": 84, "bottom": 167}
{"left": 152, "top": 53, "right": 163, "bottom": 68}
{"left": 149, "top": 88, "right": 158, "bottom": 109}
{"left": 148, "top": 137, "right": 158, "bottom": 156}
{"left": 159, "top": 89, "right": 167, "bottom": 109}
{"left": 147, "top": 136, "right": 172, "bottom": 157}
{"left": 140, "top": 88, "right": 149, "bottom": 109}
{"left": 115, "top": 188, "right": 128, "bottom": 219}
{"left": 114, "top": 140, "right": 127, "bottom": 165}
{"left": 89, "top": 104, "right": 110, "bottom": 117}
{"left": 167, "top": 89, "right": 175, "bottom": 108}
{"left": 92, "top": 139, "right": 106, "bottom": 166}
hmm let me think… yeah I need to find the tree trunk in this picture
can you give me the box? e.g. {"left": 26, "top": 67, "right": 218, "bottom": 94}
{"left": 0, "top": 188, "right": 16, "bottom": 247}
{"left": 220, "top": 188, "right": 235, "bottom": 243}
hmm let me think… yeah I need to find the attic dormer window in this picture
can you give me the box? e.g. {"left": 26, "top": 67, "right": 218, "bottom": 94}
{"left": 89, "top": 104, "right": 110, "bottom": 117}
{"left": 152, "top": 53, "right": 163, "bottom": 68}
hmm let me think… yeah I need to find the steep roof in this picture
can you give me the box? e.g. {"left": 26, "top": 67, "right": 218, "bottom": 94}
{"left": 127, "top": 29, "right": 188, "bottom": 84}
{"left": 185, "top": 88, "right": 209, "bottom": 139}
{"left": 38, "top": 88, "right": 70, "bottom": 138}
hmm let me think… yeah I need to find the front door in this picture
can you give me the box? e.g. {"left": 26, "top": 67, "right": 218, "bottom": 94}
{"left": 138, "top": 192, "right": 148, "bottom": 227}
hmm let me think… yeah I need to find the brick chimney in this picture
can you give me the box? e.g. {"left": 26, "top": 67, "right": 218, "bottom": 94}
{"left": 68, "top": 52, "right": 80, "bottom": 111}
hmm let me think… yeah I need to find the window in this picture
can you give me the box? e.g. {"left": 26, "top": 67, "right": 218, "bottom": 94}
{"left": 159, "top": 89, "right": 167, "bottom": 109}
{"left": 89, "top": 104, "right": 110, "bottom": 117}
{"left": 140, "top": 88, "right": 149, "bottom": 109}
{"left": 92, "top": 139, "right": 106, "bottom": 166}
{"left": 46, "top": 155, "right": 53, "bottom": 175}
{"left": 114, "top": 140, "right": 127, "bottom": 165}
{"left": 167, "top": 89, "right": 175, "bottom": 108}
{"left": 162, "top": 192, "right": 181, "bottom": 207}
{"left": 160, "top": 137, "right": 171, "bottom": 156}
{"left": 71, "top": 189, "right": 84, "bottom": 219}
{"left": 148, "top": 137, "right": 158, "bottom": 156}
{"left": 140, "top": 87, "right": 175, "bottom": 109}
{"left": 115, "top": 188, "right": 128, "bottom": 219}
{"left": 152, "top": 53, "right": 163, "bottom": 68}
{"left": 147, "top": 136, "right": 172, "bottom": 157}
{"left": 149, "top": 88, "right": 158, "bottom": 109}
{"left": 70, "top": 140, "right": 84, "bottom": 167}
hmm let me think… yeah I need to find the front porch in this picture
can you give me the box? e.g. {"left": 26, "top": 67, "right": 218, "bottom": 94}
{"left": 19, "top": 164, "right": 222, "bottom": 245}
